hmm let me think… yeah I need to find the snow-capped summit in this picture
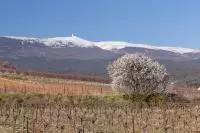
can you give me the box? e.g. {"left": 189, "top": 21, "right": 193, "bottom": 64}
{"left": 40, "top": 35, "right": 96, "bottom": 48}
{"left": 4, "top": 35, "right": 96, "bottom": 48}
{"left": 2, "top": 35, "right": 200, "bottom": 54}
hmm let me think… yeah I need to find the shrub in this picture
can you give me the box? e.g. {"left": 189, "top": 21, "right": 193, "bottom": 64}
{"left": 145, "top": 93, "right": 166, "bottom": 106}
{"left": 107, "top": 54, "right": 168, "bottom": 94}
{"left": 122, "top": 92, "right": 146, "bottom": 103}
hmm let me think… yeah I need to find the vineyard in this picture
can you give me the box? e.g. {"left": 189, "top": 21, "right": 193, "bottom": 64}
{"left": 0, "top": 74, "right": 112, "bottom": 95}
{"left": 0, "top": 71, "right": 200, "bottom": 132}
{"left": 0, "top": 93, "right": 200, "bottom": 133}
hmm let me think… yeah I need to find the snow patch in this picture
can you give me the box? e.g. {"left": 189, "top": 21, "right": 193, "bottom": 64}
{"left": 4, "top": 36, "right": 38, "bottom": 40}
{"left": 95, "top": 41, "right": 200, "bottom": 54}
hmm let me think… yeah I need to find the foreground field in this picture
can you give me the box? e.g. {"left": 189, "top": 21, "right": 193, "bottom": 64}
{"left": 1, "top": 73, "right": 200, "bottom": 132}
{"left": 0, "top": 93, "right": 200, "bottom": 133}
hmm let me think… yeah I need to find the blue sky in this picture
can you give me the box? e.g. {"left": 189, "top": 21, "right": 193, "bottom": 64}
{"left": 0, "top": 0, "right": 200, "bottom": 48}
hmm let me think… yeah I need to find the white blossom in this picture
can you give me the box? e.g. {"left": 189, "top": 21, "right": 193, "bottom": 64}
{"left": 107, "top": 54, "right": 168, "bottom": 94}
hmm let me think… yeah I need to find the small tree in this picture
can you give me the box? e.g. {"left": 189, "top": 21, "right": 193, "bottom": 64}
{"left": 107, "top": 54, "right": 168, "bottom": 94}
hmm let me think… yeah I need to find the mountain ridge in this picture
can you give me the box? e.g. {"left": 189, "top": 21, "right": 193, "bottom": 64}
{"left": 3, "top": 35, "right": 200, "bottom": 54}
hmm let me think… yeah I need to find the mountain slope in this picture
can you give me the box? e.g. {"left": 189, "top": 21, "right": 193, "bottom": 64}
{"left": 0, "top": 36, "right": 117, "bottom": 60}
{"left": 1, "top": 35, "right": 200, "bottom": 77}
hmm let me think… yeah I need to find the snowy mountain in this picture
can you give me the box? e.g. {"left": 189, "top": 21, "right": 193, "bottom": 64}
{"left": 4, "top": 35, "right": 200, "bottom": 54}
{"left": 0, "top": 35, "right": 116, "bottom": 60}
{"left": 1, "top": 35, "right": 200, "bottom": 74}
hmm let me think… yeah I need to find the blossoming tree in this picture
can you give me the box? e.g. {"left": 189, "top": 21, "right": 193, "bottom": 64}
{"left": 107, "top": 54, "right": 168, "bottom": 94}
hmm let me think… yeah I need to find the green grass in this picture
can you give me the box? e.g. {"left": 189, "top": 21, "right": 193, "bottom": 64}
{"left": 0, "top": 91, "right": 190, "bottom": 108}
{"left": 1, "top": 74, "right": 28, "bottom": 81}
